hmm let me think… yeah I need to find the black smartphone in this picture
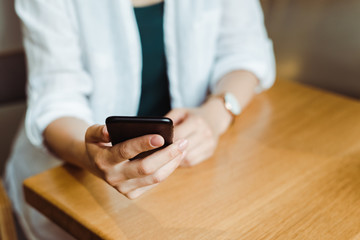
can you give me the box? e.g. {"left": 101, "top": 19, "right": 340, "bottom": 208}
{"left": 105, "top": 116, "right": 173, "bottom": 160}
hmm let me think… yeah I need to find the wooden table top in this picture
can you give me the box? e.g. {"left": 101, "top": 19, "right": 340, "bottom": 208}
{"left": 24, "top": 80, "right": 360, "bottom": 240}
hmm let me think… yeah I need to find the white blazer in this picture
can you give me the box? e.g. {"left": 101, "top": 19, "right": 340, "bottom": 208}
{"left": 5, "top": 0, "right": 275, "bottom": 239}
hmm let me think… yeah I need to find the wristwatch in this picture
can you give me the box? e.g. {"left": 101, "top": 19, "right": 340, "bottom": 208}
{"left": 215, "top": 92, "right": 242, "bottom": 118}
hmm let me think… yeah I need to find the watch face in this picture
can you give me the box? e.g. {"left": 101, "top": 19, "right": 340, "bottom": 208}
{"left": 224, "top": 93, "right": 241, "bottom": 115}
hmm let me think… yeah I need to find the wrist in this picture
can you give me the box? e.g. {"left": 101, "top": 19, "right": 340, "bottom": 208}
{"left": 201, "top": 96, "right": 233, "bottom": 135}
{"left": 79, "top": 140, "right": 91, "bottom": 169}
{"left": 67, "top": 137, "right": 90, "bottom": 169}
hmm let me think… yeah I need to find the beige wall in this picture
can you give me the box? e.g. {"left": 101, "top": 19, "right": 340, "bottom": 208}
{"left": 261, "top": 0, "right": 360, "bottom": 99}
{"left": 0, "top": 0, "right": 22, "bottom": 53}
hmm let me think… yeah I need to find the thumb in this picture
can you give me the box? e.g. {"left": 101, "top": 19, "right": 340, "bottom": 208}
{"left": 85, "top": 124, "right": 110, "bottom": 143}
{"left": 165, "top": 108, "right": 188, "bottom": 125}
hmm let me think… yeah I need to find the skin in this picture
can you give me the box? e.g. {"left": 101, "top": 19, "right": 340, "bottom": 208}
{"left": 132, "top": 0, "right": 164, "bottom": 7}
{"left": 44, "top": 70, "right": 258, "bottom": 199}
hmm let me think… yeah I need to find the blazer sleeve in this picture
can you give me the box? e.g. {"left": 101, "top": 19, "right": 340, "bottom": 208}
{"left": 210, "top": 0, "right": 276, "bottom": 92}
{"left": 16, "top": 0, "right": 94, "bottom": 149}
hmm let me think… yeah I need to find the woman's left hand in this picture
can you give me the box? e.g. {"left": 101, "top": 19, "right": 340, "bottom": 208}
{"left": 166, "top": 97, "right": 232, "bottom": 167}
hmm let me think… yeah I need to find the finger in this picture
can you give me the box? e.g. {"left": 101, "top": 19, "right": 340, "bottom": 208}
{"left": 126, "top": 184, "right": 158, "bottom": 199}
{"left": 178, "top": 125, "right": 217, "bottom": 166}
{"left": 124, "top": 139, "right": 188, "bottom": 179}
{"left": 183, "top": 131, "right": 204, "bottom": 152}
{"left": 165, "top": 108, "right": 188, "bottom": 125}
{"left": 175, "top": 114, "right": 214, "bottom": 144}
{"left": 181, "top": 141, "right": 215, "bottom": 167}
{"left": 173, "top": 117, "right": 198, "bottom": 141}
{"left": 85, "top": 124, "right": 110, "bottom": 143}
{"left": 183, "top": 150, "right": 213, "bottom": 167}
{"left": 111, "top": 134, "right": 164, "bottom": 160}
{"left": 116, "top": 152, "right": 184, "bottom": 194}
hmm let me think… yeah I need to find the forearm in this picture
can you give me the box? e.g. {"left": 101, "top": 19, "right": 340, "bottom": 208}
{"left": 43, "top": 117, "right": 90, "bottom": 169}
{"left": 213, "top": 70, "right": 259, "bottom": 108}
{"left": 201, "top": 70, "right": 259, "bottom": 135}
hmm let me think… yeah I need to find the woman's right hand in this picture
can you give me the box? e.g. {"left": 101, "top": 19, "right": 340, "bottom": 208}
{"left": 84, "top": 124, "right": 188, "bottom": 199}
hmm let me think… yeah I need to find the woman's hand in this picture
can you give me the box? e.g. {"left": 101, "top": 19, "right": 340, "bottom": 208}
{"left": 165, "top": 71, "right": 259, "bottom": 167}
{"left": 166, "top": 97, "right": 232, "bottom": 167}
{"left": 84, "top": 125, "right": 188, "bottom": 199}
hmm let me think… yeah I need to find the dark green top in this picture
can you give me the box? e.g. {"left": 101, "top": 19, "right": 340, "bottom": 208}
{"left": 134, "top": 2, "right": 171, "bottom": 117}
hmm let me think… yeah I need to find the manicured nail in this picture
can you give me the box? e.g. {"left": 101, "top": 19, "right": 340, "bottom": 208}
{"left": 150, "top": 135, "right": 164, "bottom": 147}
{"left": 102, "top": 126, "right": 110, "bottom": 141}
{"left": 177, "top": 139, "right": 188, "bottom": 151}
{"left": 181, "top": 150, "right": 187, "bottom": 158}
{"left": 102, "top": 126, "right": 108, "bottom": 135}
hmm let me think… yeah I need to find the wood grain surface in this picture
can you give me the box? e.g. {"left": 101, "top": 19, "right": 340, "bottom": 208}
{"left": 0, "top": 180, "right": 17, "bottom": 240}
{"left": 23, "top": 80, "right": 360, "bottom": 240}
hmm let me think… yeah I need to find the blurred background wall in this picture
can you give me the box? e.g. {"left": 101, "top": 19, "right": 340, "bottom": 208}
{"left": 261, "top": 0, "right": 360, "bottom": 99}
{"left": 0, "top": 0, "right": 26, "bottom": 176}
{"left": 0, "top": 0, "right": 22, "bottom": 53}
{"left": 0, "top": 0, "right": 360, "bottom": 175}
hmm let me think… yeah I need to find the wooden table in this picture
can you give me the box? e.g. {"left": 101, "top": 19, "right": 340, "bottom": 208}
{"left": 23, "top": 80, "right": 360, "bottom": 240}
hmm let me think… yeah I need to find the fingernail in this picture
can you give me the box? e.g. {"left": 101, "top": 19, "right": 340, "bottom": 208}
{"left": 102, "top": 126, "right": 110, "bottom": 141}
{"left": 102, "top": 126, "right": 108, "bottom": 135}
{"left": 177, "top": 139, "right": 188, "bottom": 151}
{"left": 150, "top": 135, "right": 164, "bottom": 147}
